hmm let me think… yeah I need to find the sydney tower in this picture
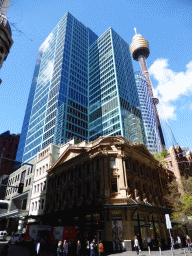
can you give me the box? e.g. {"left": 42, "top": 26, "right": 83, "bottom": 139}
{"left": 130, "top": 29, "right": 165, "bottom": 147}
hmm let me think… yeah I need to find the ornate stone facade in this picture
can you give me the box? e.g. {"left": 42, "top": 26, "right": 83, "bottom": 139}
{"left": 44, "top": 136, "right": 174, "bottom": 251}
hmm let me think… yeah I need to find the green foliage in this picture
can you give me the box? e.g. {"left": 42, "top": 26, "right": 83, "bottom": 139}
{"left": 154, "top": 149, "right": 169, "bottom": 162}
{"left": 165, "top": 177, "right": 192, "bottom": 222}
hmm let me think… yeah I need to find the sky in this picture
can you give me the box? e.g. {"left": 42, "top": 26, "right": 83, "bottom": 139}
{"left": 1, "top": 0, "right": 192, "bottom": 151}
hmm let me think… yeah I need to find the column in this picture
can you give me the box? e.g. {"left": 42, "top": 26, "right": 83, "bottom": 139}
{"left": 117, "top": 155, "right": 126, "bottom": 198}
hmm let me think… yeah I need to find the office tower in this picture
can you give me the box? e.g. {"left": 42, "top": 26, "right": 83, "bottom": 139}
{"left": 89, "top": 28, "right": 146, "bottom": 144}
{"left": 16, "top": 12, "right": 98, "bottom": 163}
{"left": 135, "top": 71, "right": 162, "bottom": 153}
{"left": 130, "top": 29, "right": 165, "bottom": 148}
{"left": 0, "top": 0, "right": 13, "bottom": 70}
{"left": 0, "top": 131, "right": 20, "bottom": 176}
{"left": 16, "top": 12, "right": 146, "bottom": 163}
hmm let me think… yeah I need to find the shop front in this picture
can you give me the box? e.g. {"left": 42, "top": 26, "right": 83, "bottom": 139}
{"left": 104, "top": 204, "right": 171, "bottom": 251}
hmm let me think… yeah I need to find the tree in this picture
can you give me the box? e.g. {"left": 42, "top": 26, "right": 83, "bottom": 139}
{"left": 154, "top": 149, "right": 169, "bottom": 163}
{"left": 165, "top": 177, "right": 192, "bottom": 223}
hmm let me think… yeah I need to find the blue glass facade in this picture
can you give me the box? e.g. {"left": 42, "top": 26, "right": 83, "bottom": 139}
{"left": 16, "top": 12, "right": 98, "bottom": 163}
{"left": 89, "top": 28, "right": 145, "bottom": 144}
{"left": 135, "top": 71, "right": 162, "bottom": 153}
{"left": 16, "top": 13, "right": 146, "bottom": 163}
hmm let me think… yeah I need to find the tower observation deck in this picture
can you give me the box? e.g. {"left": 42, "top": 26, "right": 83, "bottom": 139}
{"left": 130, "top": 29, "right": 165, "bottom": 147}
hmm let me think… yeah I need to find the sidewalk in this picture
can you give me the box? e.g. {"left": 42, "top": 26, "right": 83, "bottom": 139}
{"left": 107, "top": 248, "right": 192, "bottom": 256}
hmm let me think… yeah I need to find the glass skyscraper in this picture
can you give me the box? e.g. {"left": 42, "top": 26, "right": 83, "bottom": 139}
{"left": 16, "top": 12, "right": 146, "bottom": 163}
{"left": 135, "top": 71, "right": 162, "bottom": 153}
{"left": 89, "top": 29, "right": 145, "bottom": 144}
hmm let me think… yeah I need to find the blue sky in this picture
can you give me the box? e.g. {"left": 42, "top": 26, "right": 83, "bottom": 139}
{"left": 1, "top": 0, "right": 192, "bottom": 150}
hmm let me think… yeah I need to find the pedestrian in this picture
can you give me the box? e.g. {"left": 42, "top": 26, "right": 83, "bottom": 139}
{"left": 90, "top": 239, "right": 97, "bottom": 256}
{"left": 170, "top": 237, "right": 174, "bottom": 252}
{"left": 134, "top": 236, "right": 140, "bottom": 256}
{"left": 147, "top": 236, "right": 151, "bottom": 252}
{"left": 85, "top": 239, "right": 90, "bottom": 256}
{"left": 186, "top": 235, "right": 192, "bottom": 251}
{"left": 76, "top": 240, "right": 81, "bottom": 256}
{"left": 177, "top": 236, "right": 182, "bottom": 249}
{"left": 99, "top": 240, "right": 104, "bottom": 256}
{"left": 57, "top": 241, "right": 63, "bottom": 256}
{"left": 35, "top": 240, "right": 41, "bottom": 255}
{"left": 63, "top": 240, "right": 69, "bottom": 256}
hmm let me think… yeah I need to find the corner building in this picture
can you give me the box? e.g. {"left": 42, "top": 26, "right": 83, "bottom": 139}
{"left": 16, "top": 12, "right": 146, "bottom": 164}
{"left": 44, "top": 136, "right": 173, "bottom": 252}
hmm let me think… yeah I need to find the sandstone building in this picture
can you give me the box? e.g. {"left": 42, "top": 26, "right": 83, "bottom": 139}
{"left": 44, "top": 136, "right": 173, "bottom": 251}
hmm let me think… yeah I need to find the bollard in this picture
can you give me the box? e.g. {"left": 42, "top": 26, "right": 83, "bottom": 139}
{"left": 159, "top": 246, "right": 162, "bottom": 255}
{"left": 148, "top": 246, "right": 150, "bottom": 255}
{"left": 184, "top": 249, "right": 186, "bottom": 256}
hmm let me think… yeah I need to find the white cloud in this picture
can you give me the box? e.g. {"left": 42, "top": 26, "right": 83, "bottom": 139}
{"left": 39, "top": 32, "right": 53, "bottom": 53}
{"left": 149, "top": 59, "right": 192, "bottom": 119}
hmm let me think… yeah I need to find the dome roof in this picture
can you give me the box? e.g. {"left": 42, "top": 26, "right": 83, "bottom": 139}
{"left": 0, "top": 14, "right": 12, "bottom": 36}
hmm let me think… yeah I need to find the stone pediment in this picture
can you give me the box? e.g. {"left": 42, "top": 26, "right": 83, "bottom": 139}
{"left": 133, "top": 144, "right": 153, "bottom": 159}
{"left": 48, "top": 146, "right": 86, "bottom": 173}
{"left": 60, "top": 151, "right": 80, "bottom": 163}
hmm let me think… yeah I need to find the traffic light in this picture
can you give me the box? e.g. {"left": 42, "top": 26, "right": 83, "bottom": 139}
{"left": 18, "top": 183, "right": 24, "bottom": 193}
{"left": 95, "top": 221, "right": 104, "bottom": 231}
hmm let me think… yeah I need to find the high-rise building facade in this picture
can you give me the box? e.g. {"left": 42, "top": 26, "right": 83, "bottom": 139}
{"left": 135, "top": 72, "right": 162, "bottom": 153}
{"left": 0, "top": 0, "right": 13, "bottom": 70}
{"left": 16, "top": 12, "right": 98, "bottom": 163}
{"left": 16, "top": 12, "right": 146, "bottom": 163}
{"left": 89, "top": 29, "right": 145, "bottom": 144}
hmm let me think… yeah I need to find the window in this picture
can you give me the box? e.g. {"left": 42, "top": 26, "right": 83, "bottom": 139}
{"left": 41, "top": 199, "right": 45, "bottom": 210}
{"left": 43, "top": 181, "right": 46, "bottom": 191}
{"left": 34, "top": 185, "right": 36, "bottom": 193}
{"left": 111, "top": 178, "right": 118, "bottom": 192}
{"left": 110, "top": 157, "right": 116, "bottom": 168}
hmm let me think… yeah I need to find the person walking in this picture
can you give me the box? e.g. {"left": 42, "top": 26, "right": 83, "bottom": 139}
{"left": 63, "top": 240, "right": 69, "bottom": 256}
{"left": 99, "top": 240, "right": 104, "bottom": 256}
{"left": 170, "top": 237, "right": 174, "bottom": 252}
{"left": 134, "top": 236, "right": 140, "bottom": 256}
{"left": 57, "top": 241, "right": 63, "bottom": 256}
{"left": 90, "top": 239, "right": 97, "bottom": 256}
{"left": 76, "top": 240, "right": 81, "bottom": 256}
{"left": 186, "top": 235, "right": 192, "bottom": 251}
{"left": 177, "top": 236, "right": 182, "bottom": 249}
{"left": 147, "top": 236, "right": 151, "bottom": 253}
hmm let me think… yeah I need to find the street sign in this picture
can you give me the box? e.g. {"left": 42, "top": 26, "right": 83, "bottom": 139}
{"left": 165, "top": 214, "right": 172, "bottom": 229}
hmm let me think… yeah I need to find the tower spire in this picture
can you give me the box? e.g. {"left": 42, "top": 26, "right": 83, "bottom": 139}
{"left": 134, "top": 27, "right": 137, "bottom": 35}
{"left": 130, "top": 30, "right": 166, "bottom": 148}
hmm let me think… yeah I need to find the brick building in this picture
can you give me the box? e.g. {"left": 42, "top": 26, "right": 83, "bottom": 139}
{"left": 0, "top": 131, "right": 20, "bottom": 176}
